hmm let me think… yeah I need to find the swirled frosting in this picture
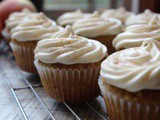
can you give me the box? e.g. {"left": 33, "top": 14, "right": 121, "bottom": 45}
{"left": 51, "top": 25, "right": 74, "bottom": 38}
{"left": 101, "top": 7, "right": 134, "bottom": 23}
{"left": 113, "top": 16, "right": 160, "bottom": 50}
{"left": 101, "top": 39, "right": 160, "bottom": 92}
{"left": 57, "top": 9, "right": 90, "bottom": 26}
{"left": 125, "top": 9, "right": 159, "bottom": 26}
{"left": 72, "top": 11, "right": 123, "bottom": 37}
{"left": 34, "top": 26, "right": 107, "bottom": 65}
{"left": 5, "top": 9, "right": 34, "bottom": 30}
{"left": 11, "top": 13, "right": 63, "bottom": 42}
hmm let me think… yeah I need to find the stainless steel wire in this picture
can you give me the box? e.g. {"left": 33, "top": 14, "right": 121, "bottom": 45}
{"left": 2, "top": 56, "right": 108, "bottom": 120}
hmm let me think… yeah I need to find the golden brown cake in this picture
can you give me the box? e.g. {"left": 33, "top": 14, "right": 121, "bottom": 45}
{"left": 99, "top": 39, "right": 160, "bottom": 120}
{"left": 34, "top": 26, "right": 108, "bottom": 103}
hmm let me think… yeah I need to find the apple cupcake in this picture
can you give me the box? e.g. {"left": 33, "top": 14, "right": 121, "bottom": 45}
{"left": 2, "top": 8, "right": 35, "bottom": 42}
{"left": 125, "top": 9, "right": 160, "bottom": 26}
{"left": 113, "top": 16, "right": 160, "bottom": 51}
{"left": 72, "top": 11, "right": 123, "bottom": 54}
{"left": 10, "top": 13, "right": 63, "bottom": 73}
{"left": 101, "top": 7, "right": 134, "bottom": 24}
{"left": 57, "top": 9, "right": 90, "bottom": 27}
{"left": 99, "top": 39, "right": 160, "bottom": 120}
{"left": 34, "top": 26, "right": 107, "bottom": 103}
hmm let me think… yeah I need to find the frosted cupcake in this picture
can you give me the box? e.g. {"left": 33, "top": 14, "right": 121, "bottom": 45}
{"left": 10, "top": 13, "right": 63, "bottom": 73}
{"left": 57, "top": 9, "right": 90, "bottom": 27}
{"left": 113, "top": 16, "right": 160, "bottom": 50}
{"left": 99, "top": 39, "right": 160, "bottom": 120}
{"left": 125, "top": 9, "right": 159, "bottom": 26}
{"left": 2, "top": 8, "right": 36, "bottom": 42}
{"left": 72, "top": 11, "right": 123, "bottom": 54}
{"left": 34, "top": 26, "right": 107, "bottom": 103}
{"left": 101, "top": 7, "right": 134, "bottom": 24}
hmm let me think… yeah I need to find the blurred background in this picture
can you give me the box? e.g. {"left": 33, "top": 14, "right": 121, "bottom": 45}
{"left": 39, "top": 0, "right": 160, "bottom": 19}
{"left": 0, "top": 0, "right": 160, "bottom": 35}
{"left": 7, "top": 0, "right": 159, "bottom": 19}
{"left": 0, "top": 0, "right": 160, "bottom": 19}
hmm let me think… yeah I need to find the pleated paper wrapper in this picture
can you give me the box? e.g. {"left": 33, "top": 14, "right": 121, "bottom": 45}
{"left": 98, "top": 79, "right": 160, "bottom": 120}
{"left": 35, "top": 60, "right": 101, "bottom": 103}
{"left": 10, "top": 41, "right": 37, "bottom": 73}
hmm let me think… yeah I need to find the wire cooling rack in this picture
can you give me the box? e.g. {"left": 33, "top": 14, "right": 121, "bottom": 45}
{"left": 0, "top": 42, "right": 109, "bottom": 120}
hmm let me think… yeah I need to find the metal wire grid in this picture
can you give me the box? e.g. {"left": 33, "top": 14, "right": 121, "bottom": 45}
{"left": 2, "top": 58, "right": 109, "bottom": 120}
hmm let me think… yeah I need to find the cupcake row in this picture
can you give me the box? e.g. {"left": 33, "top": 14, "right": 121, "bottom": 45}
{"left": 2, "top": 7, "right": 160, "bottom": 120}
{"left": 57, "top": 7, "right": 160, "bottom": 26}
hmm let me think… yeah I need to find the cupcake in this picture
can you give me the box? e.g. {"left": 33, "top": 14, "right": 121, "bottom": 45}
{"left": 72, "top": 11, "right": 123, "bottom": 54}
{"left": 113, "top": 16, "right": 160, "bottom": 51}
{"left": 2, "top": 8, "right": 35, "bottom": 42}
{"left": 10, "top": 13, "right": 63, "bottom": 73}
{"left": 57, "top": 9, "right": 90, "bottom": 27}
{"left": 101, "top": 7, "right": 134, "bottom": 24}
{"left": 34, "top": 26, "right": 107, "bottom": 103}
{"left": 99, "top": 39, "right": 160, "bottom": 120}
{"left": 125, "top": 9, "right": 160, "bottom": 26}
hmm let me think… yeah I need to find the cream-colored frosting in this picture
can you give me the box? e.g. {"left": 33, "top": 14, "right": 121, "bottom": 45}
{"left": 101, "top": 7, "right": 134, "bottom": 23}
{"left": 125, "top": 9, "right": 160, "bottom": 26}
{"left": 11, "top": 13, "right": 63, "bottom": 42}
{"left": 17, "top": 0, "right": 36, "bottom": 10}
{"left": 34, "top": 26, "right": 107, "bottom": 65}
{"left": 113, "top": 16, "right": 160, "bottom": 50}
{"left": 72, "top": 11, "right": 123, "bottom": 37}
{"left": 5, "top": 9, "right": 34, "bottom": 30}
{"left": 51, "top": 25, "right": 74, "bottom": 38}
{"left": 57, "top": 9, "right": 90, "bottom": 26}
{"left": 101, "top": 39, "right": 160, "bottom": 92}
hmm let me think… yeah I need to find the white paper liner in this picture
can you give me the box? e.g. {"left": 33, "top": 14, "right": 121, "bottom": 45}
{"left": 10, "top": 41, "right": 37, "bottom": 73}
{"left": 98, "top": 79, "right": 160, "bottom": 120}
{"left": 35, "top": 60, "right": 100, "bottom": 103}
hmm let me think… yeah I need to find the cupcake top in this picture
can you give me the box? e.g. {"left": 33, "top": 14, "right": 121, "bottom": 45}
{"left": 35, "top": 26, "right": 107, "bottom": 65}
{"left": 72, "top": 11, "right": 123, "bottom": 37}
{"left": 5, "top": 8, "right": 35, "bottom": 30}
{"left": 11, "top": 13, "right": 63, "bottom": 42}
{"left": 101, "top": 7, "right": 134, "bottom": 23}
{"left": 57, "top": 9, "right": 90, "bottom": 26}
{"left": 125, "top": 9, "right": 159, "bottom": 26}
{"left": 113, "top": 16, "right": 160, "bottom": 50}
{"left": 101, "top": 39, "right": 160, "bottom": 92}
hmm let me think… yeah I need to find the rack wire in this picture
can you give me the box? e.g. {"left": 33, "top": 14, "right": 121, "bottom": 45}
{"left": 1, "top": 50, "right": 109, "bottom": 120}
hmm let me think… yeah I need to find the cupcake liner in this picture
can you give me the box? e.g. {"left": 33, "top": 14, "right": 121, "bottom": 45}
{"left": 10, "top": 40, "right": 37, "bottom": 73}
{"left": 34, "top": 60, "right": 101, "bottom": 103}
{"left": 98, "top": 79, "right": 160, "bottom": 120}
{"left": 92, "top": 35, "right": 116, "bottom": 55}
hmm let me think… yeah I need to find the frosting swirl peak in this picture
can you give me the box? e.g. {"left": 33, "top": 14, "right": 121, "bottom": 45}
{"left": 57, "top": 9, "right": 86, "bottom": 26}
{"left": 51, "top": 26, "right": 74, "bottom": 38}
{"left": 35, "top": 27, "right": 107, "bottom": 65}
{"left": 11, "top": 13, "right": 63, "bottom": 42}
{"left": 101, "top": 39, "right": 160, "bottom": 92}
{"left": 101, "top": 7, "right": 134, "bottom": 23}
{"left": 113, "top": 16, "right": 160, "bottom": 50}
{"left": 5, "top": 8, "right": 33, "bottom": 30}
{"left": 125, "top": 9, "right": 159, "bottom": 26}
{"left": 72, "top": 11, "right": 123, "bottom": 37}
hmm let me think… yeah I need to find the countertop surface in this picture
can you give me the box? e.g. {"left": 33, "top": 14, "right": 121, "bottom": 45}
{"left": 0, "top": 52, "right": 108, "bottom": 120}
